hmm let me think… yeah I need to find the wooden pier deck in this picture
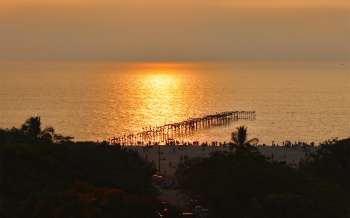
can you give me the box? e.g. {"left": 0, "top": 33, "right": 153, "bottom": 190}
{"left": 110, "top": 111, "right": 256, "bottom": 145}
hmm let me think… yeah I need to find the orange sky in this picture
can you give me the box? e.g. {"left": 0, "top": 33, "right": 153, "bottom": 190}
{"left": 2, "top": 0, "right": 349, "bottom": 7}
{"left": 0, "top": 0, "right": 349, "bottom": 61}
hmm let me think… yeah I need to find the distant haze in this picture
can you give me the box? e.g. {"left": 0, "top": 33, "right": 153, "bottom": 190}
{"left": 0, "top": 0, "right": 349, "bottom": 61}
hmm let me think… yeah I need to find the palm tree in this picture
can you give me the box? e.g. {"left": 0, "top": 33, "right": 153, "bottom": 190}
{"left": 21, "top": 116, "right": 42, "bottom": 139}
{"left": 231, "top": 126, "right": 258, "bottom": 152}
{"left": 7, "top": 116, "right": 72, "bottom": 144}
{"left": 40, "top": 126, "right": 55, "bottom": 142}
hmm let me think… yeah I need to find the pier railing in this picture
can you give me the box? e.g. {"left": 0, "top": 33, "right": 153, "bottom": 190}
{"left": 110, "top": 111, "right": 256, "bottom": 145}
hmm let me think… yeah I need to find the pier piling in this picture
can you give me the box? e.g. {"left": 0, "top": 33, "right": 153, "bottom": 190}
{"left": 111, "top": 111, "right": 256, "bottom": 145}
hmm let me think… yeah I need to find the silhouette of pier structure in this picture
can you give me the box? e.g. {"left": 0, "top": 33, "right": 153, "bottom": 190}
{"left": 110, "top": 111, "right": 256, "bottom": 146}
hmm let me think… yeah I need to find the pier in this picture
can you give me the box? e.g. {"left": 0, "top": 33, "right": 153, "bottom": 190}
{"left": 110, "top": 111, "right": 256, "bottom": 145}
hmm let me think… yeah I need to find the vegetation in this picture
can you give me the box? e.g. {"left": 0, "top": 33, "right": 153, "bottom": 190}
{"left": 230, "top": 126, "right": 258, "bottom": 152}
{"left": 0, "top": 117, "right": 159, "bottom": 218}
{"left": 0, "top": 116, "right": 73, "bottom": 145}
{"left": 1, "top": 119, "right": 349, "bottom": 218}
{"left": 176, "top": 127, "right": 349, "bottom": 218}
{"left": 300, "top": 138, "right": 350, "bottom": 217}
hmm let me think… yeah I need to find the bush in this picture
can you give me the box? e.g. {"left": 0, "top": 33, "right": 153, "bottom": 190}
{"left": 176, "top": 151, "right": 346, "bottom": 218}
{"left": 0, "top": 117, "right": 158, "bottom": 218}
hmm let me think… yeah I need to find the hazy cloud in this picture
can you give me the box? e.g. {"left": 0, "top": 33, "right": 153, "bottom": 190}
{"left": 0, "top": 1, "right": 349, "bottom": 61}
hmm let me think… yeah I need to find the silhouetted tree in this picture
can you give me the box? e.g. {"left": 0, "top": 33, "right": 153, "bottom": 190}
{"left": 39, "top": 126, "right": 55, "bottom": 142}
{"left": 176, "top": 151, "right": 345, "bottom": 218}
{"left": 300, "top": 138, "right": 350, "bottom": 217}
{"left": 21, "top": 116, "right": 41, "bottom": 140}
{"left": 0, "top": 116, "right": 74, "bottom": 145}
{"left": 0, "top": 141, "right": 157, "bottom": 218}
{"left": 231, "top": 126, "right": 258, "bottom": 152}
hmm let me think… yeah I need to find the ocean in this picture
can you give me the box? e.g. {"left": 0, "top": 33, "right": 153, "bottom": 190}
{"left": 0, "top": 61, "right": 349, "bottom": 144}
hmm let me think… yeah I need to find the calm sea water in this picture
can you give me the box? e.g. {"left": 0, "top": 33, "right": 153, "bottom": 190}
{"left": 0, "top": 61, "right": 349, "bottom": 144}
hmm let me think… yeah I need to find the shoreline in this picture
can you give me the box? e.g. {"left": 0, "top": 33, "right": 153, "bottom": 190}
{"left": 125, "top": 144, "right": 313, "bottom": 177}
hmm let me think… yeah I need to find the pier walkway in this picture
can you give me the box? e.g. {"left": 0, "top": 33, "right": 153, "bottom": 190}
{"left": 110, "top": 111, "right": 256, "bottom": 145}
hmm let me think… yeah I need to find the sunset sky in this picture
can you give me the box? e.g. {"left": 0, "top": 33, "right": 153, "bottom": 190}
{"left": 1, "top": 0, "right": 349, "bottom": 61}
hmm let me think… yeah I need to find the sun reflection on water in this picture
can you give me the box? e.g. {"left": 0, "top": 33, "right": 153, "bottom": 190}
{"left": 1, "top": 61, "right": 349, "bottom": 143}
{"left": 145, "top": 74, "right": 176, "bottom": 88}
{"left": 133, "top": 64, "right": 189, "bottom": 128}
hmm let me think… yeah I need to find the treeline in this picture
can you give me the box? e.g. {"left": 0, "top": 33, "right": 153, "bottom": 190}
{"left": 0, "top": 117, "right": 73, "bottom": 145}
{"left": 1, "top": 119, "right": 349, "bottom": 218}
{"left": 176, "top": 127, "right": 350, "bottom": 218}
{"left": 0, "top": 117, "right": 160, "bottom": 218}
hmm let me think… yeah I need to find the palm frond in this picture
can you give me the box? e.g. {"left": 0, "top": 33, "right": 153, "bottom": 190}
{"left": 247, "top": 138, "right": 259, "bottom": 146}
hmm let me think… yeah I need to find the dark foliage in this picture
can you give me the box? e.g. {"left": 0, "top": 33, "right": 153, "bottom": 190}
{"left": 176, "top": 150, "right": 347, "bottom": 218}
{"left": 230, "top": 126, "right": 259, "bottom": 153}
{"left": 0, "top": 116, "right": 74, "bottom": 145}
{"left": 300, "top": 138, "right": 350, "bottom": 218}
{"left": 301, "top": 138, "right": 350, "bottom": 189}
{"left": 18, "top": 182, "right": 158, "bottom": 218}
{"left": 0, "top": 117, "right": 158, "bottom": 218}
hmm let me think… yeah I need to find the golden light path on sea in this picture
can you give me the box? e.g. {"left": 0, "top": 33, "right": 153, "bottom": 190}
{"left": 106, "top": 63, "right": 199, "bottom": 136}
{"left": 136, "top": 65, "right": 185, "bottom": 128}
{"left": 1, "top": 61, "right": 349, "bottom": 144}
